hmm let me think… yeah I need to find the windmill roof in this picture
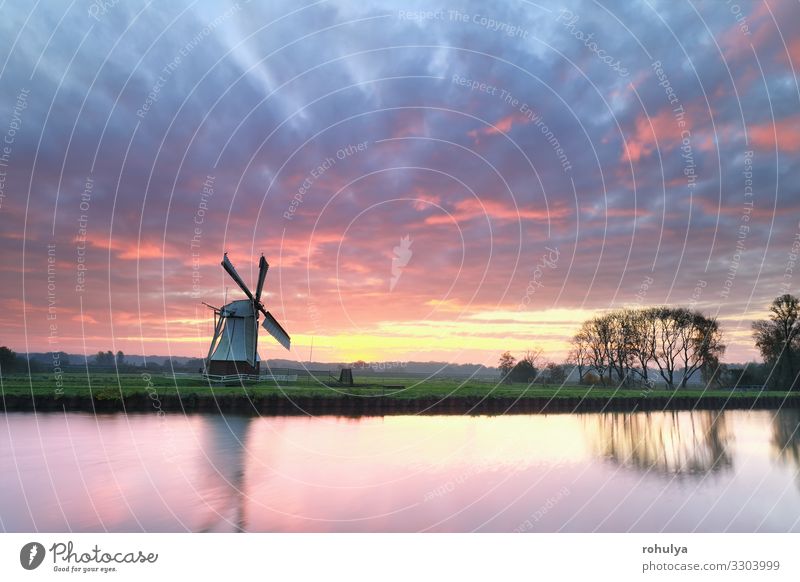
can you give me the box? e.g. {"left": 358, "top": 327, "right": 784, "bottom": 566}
{"left": 221, "top": 299, "right": 255, "bottom": 317}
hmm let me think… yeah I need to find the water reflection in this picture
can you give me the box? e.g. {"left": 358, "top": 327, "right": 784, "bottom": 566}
{"left": 586, "top": 411, "right": 732, "bottom": 476}
{"left": 194, "top": 416, "right": 251, "bottom": 532}
{"left": 2, "top": 410, "right": 800, "bottom": 532}
{"left": 772, "top": 408, "right": 800, "bottom": 484}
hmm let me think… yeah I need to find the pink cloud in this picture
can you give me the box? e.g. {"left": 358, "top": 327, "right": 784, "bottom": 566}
{"left": 749, "top": 115, "right": 800, "bottom": 152}
{"left": 468, "top": 112, "right": 530, "bottom": 141}
{"left": 621, "top": 108, "right": 690, "bottom": 163}
{"left": 425, "top": 198, "right": 570, "bottom": 225}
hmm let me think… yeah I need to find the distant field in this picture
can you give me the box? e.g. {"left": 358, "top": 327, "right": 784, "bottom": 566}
{"left": 0, "top": 372, "right": 794, "bottom": 401}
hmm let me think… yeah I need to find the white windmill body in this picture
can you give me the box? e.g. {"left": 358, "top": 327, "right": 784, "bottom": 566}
{"left": 204, "top": 254, "right": 291, "bottom": 377}
{"left": 207, "top": 299, "right": 259, "bottom": 373}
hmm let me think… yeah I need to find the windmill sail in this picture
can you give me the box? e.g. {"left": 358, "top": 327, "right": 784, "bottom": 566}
{"left": 222, "top": 254, "right": 255, "bottom": 302}
{"left": 254, "top": 255, "right": 269, "bottom": 302}
{"left": 261, "top": 310, "right": 291, "bottom": 350}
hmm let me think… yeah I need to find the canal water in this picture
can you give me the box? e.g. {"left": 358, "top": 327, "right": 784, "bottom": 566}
{"left": 2, "top": 410, "right": 799, "bottom": 532}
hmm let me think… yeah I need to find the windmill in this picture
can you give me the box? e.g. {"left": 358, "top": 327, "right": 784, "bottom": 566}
{"left": 203, "top": 253, "right": 291, "bottom": 376}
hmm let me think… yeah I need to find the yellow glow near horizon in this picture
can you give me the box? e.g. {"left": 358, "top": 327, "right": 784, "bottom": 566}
{"left": 92, "top": 306, "right": 760, "bottom": 363}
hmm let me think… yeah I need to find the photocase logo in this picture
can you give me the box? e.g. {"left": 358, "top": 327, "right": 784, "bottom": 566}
{"left": 390, "top": 235, "right": 413, "bottom": 291}
{"left": 20, "top": 542, "right": 46, "bottom": 570}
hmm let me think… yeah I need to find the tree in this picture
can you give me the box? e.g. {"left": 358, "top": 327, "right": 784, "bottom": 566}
{"left": 648, "top": 307, "right": 682, "bottom": 389}
{"left": 498, "top": 351, "right": 516, "bottom": 383}
{"left": 606, "top": 310, "right": 633, "bottom": 384}
{"left": 94, "top": 350, "right": 115, "bottom": 366}
{"left": 628, "top": 309, "right": 656, "bottom": 385}
{"left": 508, "top": 350, "right": 541, "bottom": 383}
{"left": 583, "top": 371, "right": 600, "bottom": 385}
{"left": 701, "top": 353, "right": 723, "bottom": 388}
{"left": 567, "top": 331, "right": 591, "bottom": 383}
{"left": 0, "top": 346, "right": 17, "bottom": 376}
{"left": 510, "top": 359, "right": 538, "bottom": 383}
{"left": 545, "top": 362, "right": 567, "bottom": 384}
{"left": 572, "top": 306, "right": 724, "bottom": 390}
{"left": 723, "top": 363, "right": 767, "bottom": 388}
{"left": 677, "top": 311, "right": 725, "bottom": 388}
{"left": 646, "top": 307, "right": 724, "bottom": 389}
{"left": 752, "top": 294, "right": 800, "bottom": 390}
{"left": 116, "top": 350, "right": 125, "bottom": 366}
{"left": 580, "top": 315, "right": 612, "bottom": 385}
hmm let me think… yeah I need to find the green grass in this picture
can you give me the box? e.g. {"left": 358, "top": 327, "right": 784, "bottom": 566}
{"left": 1, "top": 372, "right": 796, "bottom": 401}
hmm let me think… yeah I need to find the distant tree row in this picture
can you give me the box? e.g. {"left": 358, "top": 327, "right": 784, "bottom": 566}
{"left": 0, "top": 346, "right": 205, "bottom": 377}
{"left": 92, "top": 351, "right": 204, "bottom": 372}
{"left": 94, "top": 350, "right": 118, "bottom": 366}
{"left": 498, "top": 350, "right": 569, "bottom": 384}
{"left": 0, "top": 348, "right": 72, "bottom": 375}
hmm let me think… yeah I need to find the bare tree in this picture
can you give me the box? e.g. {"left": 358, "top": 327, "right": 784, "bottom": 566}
{"left": 568, "top": 331, "right": 591, "bottom": 383}
{"left": 649, "top": 307, "right": 682, "bottom": 389}
{"left": 608, "top": 309, "right": 646, "bottom": 386}
{"left": 498, "top": 351, "right": 516, "bottom": 384}
{"left": 646, "top": 307, "right": 724, "bottom": 389}
{"left": 580, "top": 316, "right": 611, "bottom": 385}
{"left": 678, "top": 311, "right": 725, "bottom": 388}
{"left": 628, "top": 309, "right": 656, "bottom": 385}
{"left": 521, "top": 349, "right": 542, "bottom": 368}
{"left": 571, "top": 306, "right": 724, "bottom": 390}
{"left": 605, "top": 311, "right": 627, "bottom": 384}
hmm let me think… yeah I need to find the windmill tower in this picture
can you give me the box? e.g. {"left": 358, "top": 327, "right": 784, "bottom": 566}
{"left": 204, "top": 253, "right": 291, "bottom": 377}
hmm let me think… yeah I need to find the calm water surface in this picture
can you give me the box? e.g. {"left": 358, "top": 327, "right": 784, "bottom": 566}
{"left": 2, "top": 410, "right": 800, "bottom": 532}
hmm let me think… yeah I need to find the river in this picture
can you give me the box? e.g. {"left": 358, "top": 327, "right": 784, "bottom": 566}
{"left": 2, "top": 409, "right": 799, "bottom": 532}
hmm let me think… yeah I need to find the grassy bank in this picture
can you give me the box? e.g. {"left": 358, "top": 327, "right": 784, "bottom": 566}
{"left": 2, "top": 372, "right": 799, "bottom": 415}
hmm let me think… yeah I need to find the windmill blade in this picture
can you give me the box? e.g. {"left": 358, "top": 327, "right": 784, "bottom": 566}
{"left": 260, "top": 308, "right": 291, "bottom": 350}
{"left": 222, "top": 253, "right": 255, "bottom": 302}
{"left": 254, "top": 255, "right": 269, "bottom": 303}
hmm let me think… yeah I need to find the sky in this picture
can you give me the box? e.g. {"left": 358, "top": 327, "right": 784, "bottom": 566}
{"left": 0, "top": 0, "right": 799, "bottom": 365}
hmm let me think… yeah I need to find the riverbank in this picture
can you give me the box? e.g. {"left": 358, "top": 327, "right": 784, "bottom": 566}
{"left": 2, "top": 373, "right": 799, "bottom": 416}
{"left": 4, "top": 391, "right": 800, "bottom": 416}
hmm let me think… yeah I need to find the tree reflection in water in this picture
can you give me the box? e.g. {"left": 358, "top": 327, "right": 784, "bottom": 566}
{"left": 588, "top": 411, "right": 732, "bottom": 476}
{"left": 772, "top": 408, "right": 800, "bottom": 486}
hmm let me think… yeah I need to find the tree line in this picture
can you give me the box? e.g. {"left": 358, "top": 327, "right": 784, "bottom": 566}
{"left": 498, "top": 294, "right": 800, "bottom": 391}
{"left": 498, "top": 350, "right": 570, "bottom": 384}
{"left": 0, "top": 346, "right": 204, "bottom": 376}
{"left": 568, "top": 306, "right": 724, "bottom": 389}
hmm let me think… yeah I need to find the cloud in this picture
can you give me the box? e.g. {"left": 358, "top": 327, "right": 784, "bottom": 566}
{"left": 749, "top": 114, "right": 800, "bottom": 152}
{"left": 0, "top": 0, "right": 797, "bottom": 364}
